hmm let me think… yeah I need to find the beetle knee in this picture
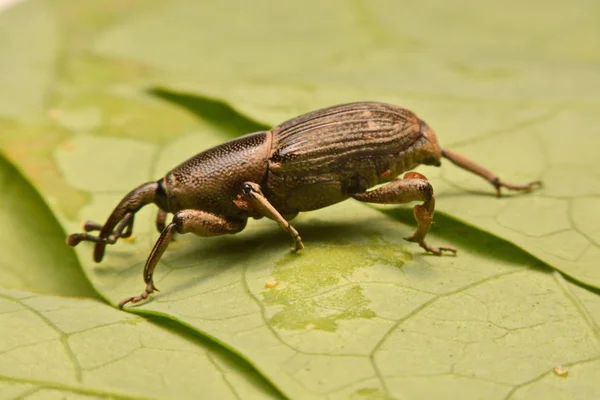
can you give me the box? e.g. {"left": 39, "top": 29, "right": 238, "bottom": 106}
{"left": 403, "top": 172, "right": 433, "bottom": 201}
{"left": 417, "top": 180, "right": 433, "bottom": 202}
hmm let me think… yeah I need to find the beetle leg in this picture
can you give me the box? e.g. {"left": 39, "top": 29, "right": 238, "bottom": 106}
{"left": 119, "top": 210, "right": 246, "bottom": 308}
{"left": 238, "top": 182, "right": 304, "bottom": 252}
{"left": 156, "top": 209, "right": 168, "bottom": 233}
{"left": 352, "top": 172, "right": 456, "bottom": 255}
{"left": 441, "top": 149, "right": 541, "bottom": 197}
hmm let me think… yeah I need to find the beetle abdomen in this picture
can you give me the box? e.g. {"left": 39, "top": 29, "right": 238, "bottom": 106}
{"left": 269, "top": 102, "right": 422, "bottom": 173}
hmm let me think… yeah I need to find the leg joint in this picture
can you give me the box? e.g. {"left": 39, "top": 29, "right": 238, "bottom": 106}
{"left": 417, "top": 179, "right": 434, "bottom": 201}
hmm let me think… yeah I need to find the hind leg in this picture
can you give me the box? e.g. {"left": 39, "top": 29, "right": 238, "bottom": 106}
{"left": 442, "top": 149, "right": 541, "bottom": 197}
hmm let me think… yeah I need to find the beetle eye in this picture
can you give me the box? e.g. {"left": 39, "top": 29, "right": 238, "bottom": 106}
{"left": 242, "top": 183, "right": 253, "bottom": 195}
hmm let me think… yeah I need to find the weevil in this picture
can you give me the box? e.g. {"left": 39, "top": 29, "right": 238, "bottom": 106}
{"left": 66, "top": 102, "right": 540, "bottom": 308}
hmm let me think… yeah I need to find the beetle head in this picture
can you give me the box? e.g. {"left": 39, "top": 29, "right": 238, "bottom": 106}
{"left": 418, "top": 120, "right": 442, "bottom": 166}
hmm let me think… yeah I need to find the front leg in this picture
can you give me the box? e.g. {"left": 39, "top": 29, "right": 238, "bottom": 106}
{"left": 352, "top": 172, "right": 456, "bottom": 255}
{"left": 119, "top": 210, "right": 246, "bottom": 308}
{"left": 236, "top": 182, "right": 304, "bottom": 252}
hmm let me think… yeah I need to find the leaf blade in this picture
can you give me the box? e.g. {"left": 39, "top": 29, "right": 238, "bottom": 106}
{"left": 0, "top": 289, "right": 282, "bottom": 400}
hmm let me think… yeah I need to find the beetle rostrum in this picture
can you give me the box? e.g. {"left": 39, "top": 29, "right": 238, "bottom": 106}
{"left": 66, "top": 102, "right": 541, "bottom": 308}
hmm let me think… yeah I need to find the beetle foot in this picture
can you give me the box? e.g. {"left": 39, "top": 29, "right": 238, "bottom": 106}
{"left": 405, "top": 236, "right": 457, "bottom": 256}
{"left": 290, "top": 239, "right": 305, "bottom": 253}
{"left": 493, "top": 179, "right": 542, "bottom": 197}
{"left": 423, "top": 243, "right": 457, "bottom": 256}
{"left": 118, "top": 281, "right": 159, "bottom": 309}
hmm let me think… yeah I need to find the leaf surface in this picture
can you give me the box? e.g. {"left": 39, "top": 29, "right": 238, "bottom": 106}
{"left": 0, "top": 289, "right": 280, "bottom": 399}
{"left": 0, "top": 153, "right": 96, "bottom": 297}
{"left": 2, "top": 1, "right": 600, "bottom": 399}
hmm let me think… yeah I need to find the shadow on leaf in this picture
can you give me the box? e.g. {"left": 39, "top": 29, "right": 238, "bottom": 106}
{"left": 149, "top": 88, "right": 269, "bottom": 137}
{"left": 376, "top": 205, "right": 550, "bottom": 272}
{"left": 136, "top": 313, "right": 285, "bottom": 398}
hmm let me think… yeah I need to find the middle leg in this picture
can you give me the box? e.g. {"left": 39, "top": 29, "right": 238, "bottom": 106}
{"left": 236, "top": 182, "right": 304, "bottom": 252}
{"left": 352, "top": 172, "right": 456, "bottom": 255}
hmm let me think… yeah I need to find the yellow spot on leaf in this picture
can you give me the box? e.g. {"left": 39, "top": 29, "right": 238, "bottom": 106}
{"left": 553, "top": 365, "right": 568, "bottom": 377}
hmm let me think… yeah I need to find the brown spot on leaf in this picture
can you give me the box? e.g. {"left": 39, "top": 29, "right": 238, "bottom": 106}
{"left": 265, "top": 280, "right": 278, "bottom": 288}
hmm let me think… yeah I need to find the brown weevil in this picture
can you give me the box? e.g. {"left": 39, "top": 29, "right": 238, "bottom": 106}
{"left": 66, "top": 102, "right": 541, "bottom": 307}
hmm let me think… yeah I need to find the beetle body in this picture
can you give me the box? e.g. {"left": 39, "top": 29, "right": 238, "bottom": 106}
{"left": 160, "top": 102, "right": 441, "bottom": 219}
{"left": 67, "top": 102, "right": 540, "bottom": 307}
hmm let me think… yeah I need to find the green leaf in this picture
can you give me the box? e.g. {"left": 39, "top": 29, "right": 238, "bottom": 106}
{"left": 0, "top": 153, "right": 96, "bottom": 297}
{"left": 3, "top": 1, "right": 600, "bottom": 398}
{"left": 0, "top": 0, "right": 59, "bottom": 120}
{"left": 90, "top": 0, "right": 600, "bottom": 289}
{"left": 0, "top": 289, "right": 280, "bottom": 399}
{"left": 92, "top": 0, "right": 600, "bottom": 117}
